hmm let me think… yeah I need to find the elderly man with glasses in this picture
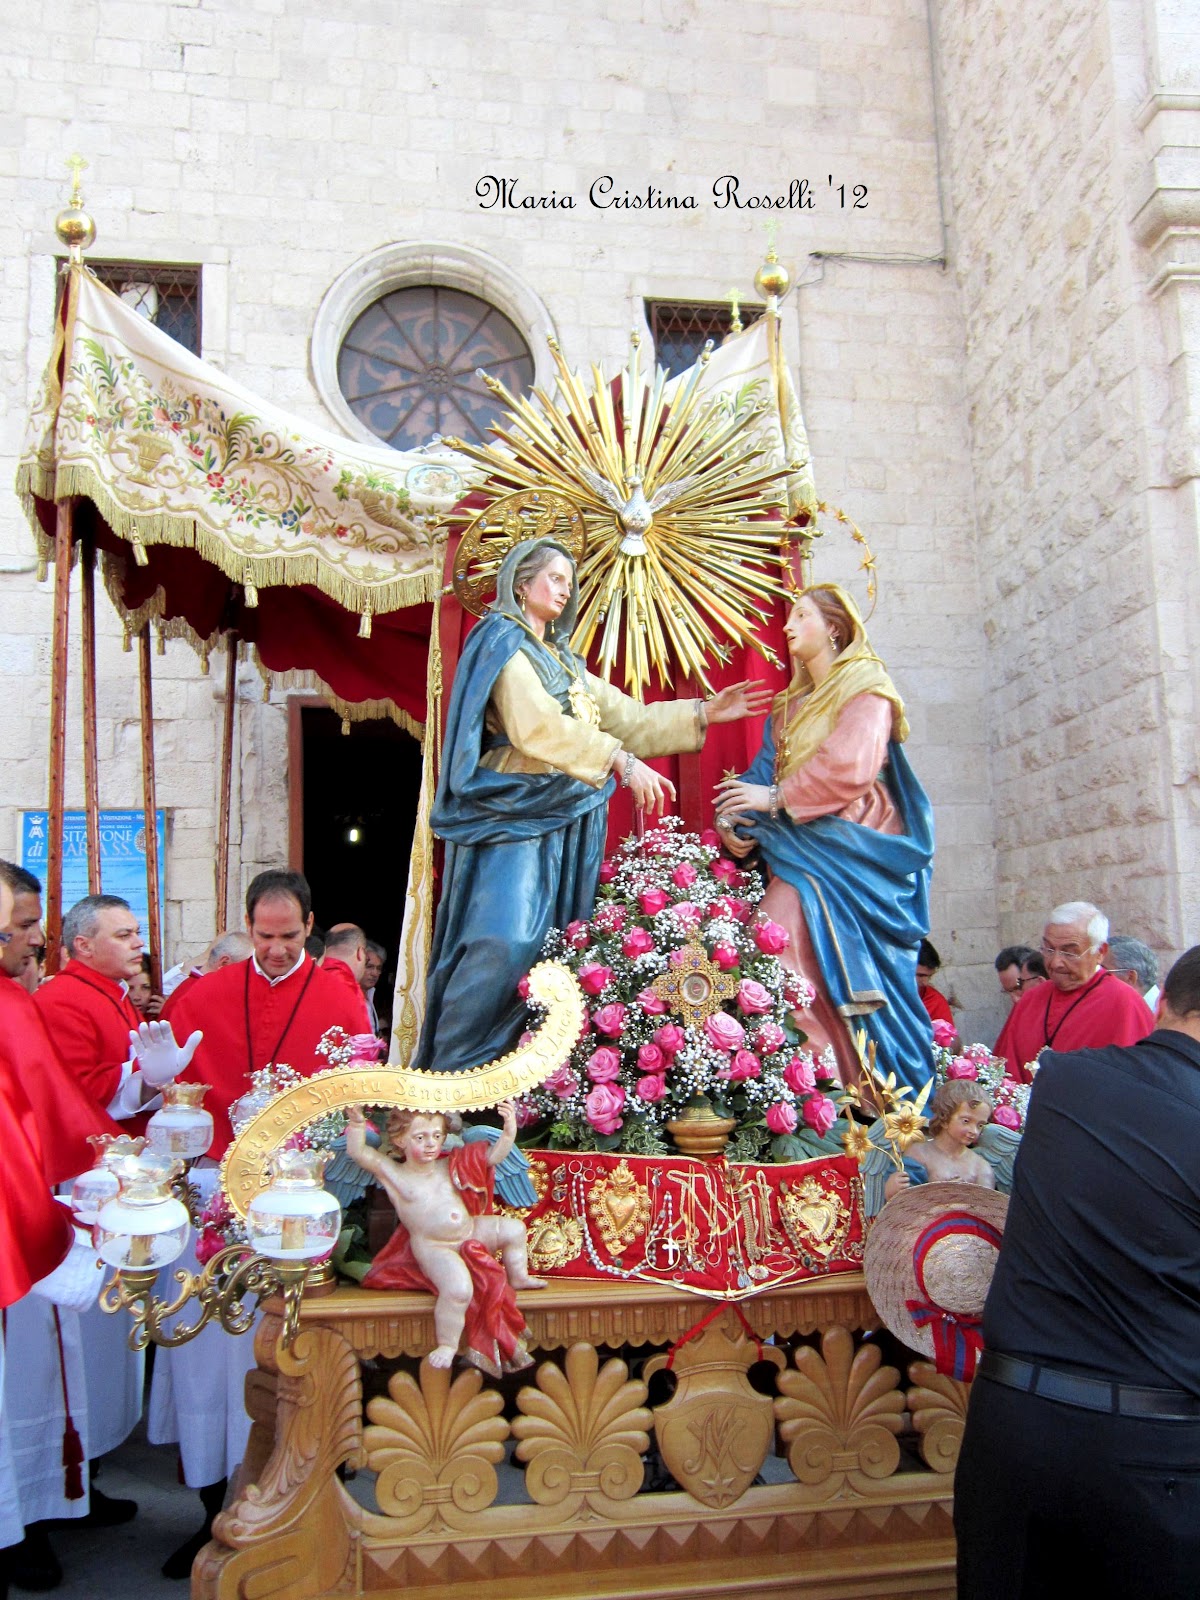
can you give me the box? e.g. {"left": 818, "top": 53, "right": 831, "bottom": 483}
{"left": 994, "top": 901, "right": 1155, "bottom": 1081}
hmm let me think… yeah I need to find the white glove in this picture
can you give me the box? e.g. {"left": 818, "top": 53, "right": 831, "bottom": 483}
{"left": 31, "top": 1204, "right": 103, "bottom": 1312}
{"left": 129, "top": 1020, "right": 203, "bottom": 1088}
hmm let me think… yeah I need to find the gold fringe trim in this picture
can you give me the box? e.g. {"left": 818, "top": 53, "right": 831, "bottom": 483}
{"left": 20, "top": 461, "right": 444, "bottom": 617}
{"left": 95, "top": 549, "right": 425, "bottom": 740}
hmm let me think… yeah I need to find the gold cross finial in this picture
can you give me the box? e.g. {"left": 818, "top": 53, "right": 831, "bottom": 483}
{"left": 764, "top": 219, "right": 779, "bottom": 260}
{"left": 66, "top": 153, "right": 88, "bottom": 206}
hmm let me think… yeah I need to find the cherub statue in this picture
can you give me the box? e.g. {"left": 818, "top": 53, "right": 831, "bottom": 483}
{"left": 884, "top": 1079, "right": 996, "bottom": 1200}
{"left": 345, "top": 1098, "right": 546, "bottom": 1374}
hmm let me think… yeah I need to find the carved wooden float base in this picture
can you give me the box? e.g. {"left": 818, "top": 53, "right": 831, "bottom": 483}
{"left": 194, "top": 1278, "right": 962, "bottom": 1600}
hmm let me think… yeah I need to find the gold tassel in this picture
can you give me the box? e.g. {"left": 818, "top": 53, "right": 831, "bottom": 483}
{"left": 36, "top": 556, "right": 48, "bottom": 583}
{"left": 199, "top": 646, "right": 210, "bottom": 676}
{"left": 341, "top": 717, "right": 351, "bottom": 737}
{"left": 243, "top": 567, "right": 258, "bottom": 608}
{"left": 358, "top": 601, "right": 373, "bottom": 640}
{"left": 131, "top": 537, "right": 149, "bottom": 567}
{"left": 122, "top": 628, "right": 132, "bottom": 653}
{"left": 156, "top": 628, "right": 165, "bottom": 656}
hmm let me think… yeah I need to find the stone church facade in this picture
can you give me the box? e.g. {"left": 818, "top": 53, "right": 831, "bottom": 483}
{"left": 0, "top": 0, "right": 1195, "bottom": 1043}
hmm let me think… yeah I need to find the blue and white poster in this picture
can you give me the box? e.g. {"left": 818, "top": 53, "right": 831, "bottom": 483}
{"left": 21, "top": 810, "right": 167, "bottom": 938}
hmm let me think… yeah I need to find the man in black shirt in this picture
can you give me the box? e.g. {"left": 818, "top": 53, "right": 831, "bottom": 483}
{"left": 955, "top": 946, "right": 1200, "bottom": 1600}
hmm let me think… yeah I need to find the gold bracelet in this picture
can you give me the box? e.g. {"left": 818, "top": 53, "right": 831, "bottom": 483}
{"left": 768, "top": 783, "right": 780, "bottom": 820}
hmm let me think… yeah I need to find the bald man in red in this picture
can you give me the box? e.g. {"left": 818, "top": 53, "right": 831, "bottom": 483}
{"left": 995, "top": 901, "right": 1154, "bottom": 1082}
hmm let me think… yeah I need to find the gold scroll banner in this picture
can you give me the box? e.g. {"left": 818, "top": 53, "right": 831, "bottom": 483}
{"left": 220, "top": 960, "right": 585, "bottom": 1218}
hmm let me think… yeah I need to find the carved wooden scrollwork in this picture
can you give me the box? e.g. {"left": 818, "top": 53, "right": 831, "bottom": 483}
{"left": 775, "top": 1325, "right": 905, "bottom": 1496}
{"left": 906, "top": 1358, "right": 970, "bottom": 1474}
{"left": 644, "top": 1323, "right": 786, "bottom": 1510}
{"left": 363, "top": 1358, "right": 508, "bottom": 1534}
{"left": 511, "top": 1342, "right": 651, "bottom": 1510}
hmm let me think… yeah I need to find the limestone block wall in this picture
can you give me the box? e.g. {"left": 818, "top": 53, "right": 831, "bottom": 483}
{"left": 0, "top": 0, "right": 1000, "bottom": 1036}
{"left": 932, "top": 0, "right": 1200, "bottom": 962}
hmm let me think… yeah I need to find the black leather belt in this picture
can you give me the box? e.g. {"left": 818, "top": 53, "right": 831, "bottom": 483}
{"left": 980, "top": 1351, "right": 1200, "bottom": 1420}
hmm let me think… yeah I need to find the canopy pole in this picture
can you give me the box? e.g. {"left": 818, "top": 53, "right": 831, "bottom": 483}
{"left": 44, "top": 498, "right": 75, "bottom": 974}
{"left": 215, "top": 633, "right": 237, "bottom": 932}
{"left": 80, "top": 537, "right": 102, "bottom": 894}
{"left": 138, "top": 626, "right": 163, "bottom": 992}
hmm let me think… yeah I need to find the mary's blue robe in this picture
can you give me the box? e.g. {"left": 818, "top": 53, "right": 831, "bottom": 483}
{"left": 740, "top": 716, "right": 935, "bottom": 1090}
{"left": 414, "top": 611, "right": 613, "bottom": 1073}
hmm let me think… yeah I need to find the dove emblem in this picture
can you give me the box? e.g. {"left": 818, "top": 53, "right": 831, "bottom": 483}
{"left": 578, "top": 463, "right": 695, "bottom": 556}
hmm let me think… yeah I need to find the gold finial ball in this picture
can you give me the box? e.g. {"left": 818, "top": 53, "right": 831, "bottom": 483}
{"left": 55, "top": 205, "right": 96, "bottom": 253}
{"left": 754, "top": 254, "right": 791, "bottom": 300}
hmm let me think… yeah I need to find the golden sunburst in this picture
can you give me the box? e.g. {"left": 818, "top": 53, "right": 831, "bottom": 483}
{"left": 444, "top": 332, "right": 800, "bottom": 694}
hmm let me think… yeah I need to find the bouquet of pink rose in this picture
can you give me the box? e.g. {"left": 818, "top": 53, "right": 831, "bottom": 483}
{"left": 518, "top": 818, "right": 841, "bottom": 1160}
{"left": 931, "top": 1025, "right": 1030, "bottom": 1132}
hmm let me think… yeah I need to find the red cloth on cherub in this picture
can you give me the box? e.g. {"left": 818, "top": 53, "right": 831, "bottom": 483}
{"left": 361, "top": 1141, "right": 532, "bottom": 1376}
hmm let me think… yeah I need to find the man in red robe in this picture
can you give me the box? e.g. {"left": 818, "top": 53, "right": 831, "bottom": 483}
{"left": 171, "top": 870, "right": 373, "bottom": 1159}
{"left": 995, "top": 901, "right": 1154, "bottom": 1082}
{"left": 0, "top": 864, "right": 121, "bottom": 1184}
{"left": 34, "top": 894, "right": 198, "bottom": 1120}
{"left": 151, "top": 870, "right": 371, "bottom": 1578}
{"left": 322, "top": 923, "right": 372, "bottom": 1033}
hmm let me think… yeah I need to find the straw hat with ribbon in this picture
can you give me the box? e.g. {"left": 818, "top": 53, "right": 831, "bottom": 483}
{"left": 864, "top": 1181, "right": 1009, "bottom": 1381}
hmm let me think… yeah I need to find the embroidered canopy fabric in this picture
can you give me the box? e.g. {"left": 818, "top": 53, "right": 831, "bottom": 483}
{"left": 16, "top": 266, "right": 482, "bottom": 729}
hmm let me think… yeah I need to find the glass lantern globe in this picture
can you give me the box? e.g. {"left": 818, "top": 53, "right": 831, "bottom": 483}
{"left": 229, "top": 1083, "right": 273, "bottom": 1136}
{"left": 70, "top": 1134, "right": 148, "bottom": 1225}
{"left": 146, "top": 1082, "right": 214, "bottom": 1160}
{"left": 246, "top": 1148, "right": 341, "bottom": 1262}
{"left": 94, "top": 1154, "right": 192, "bottom": 1270}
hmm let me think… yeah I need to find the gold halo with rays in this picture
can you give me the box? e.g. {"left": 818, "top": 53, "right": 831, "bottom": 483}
{"left": 444, "top": 332, "right": 801, "bottom": 694}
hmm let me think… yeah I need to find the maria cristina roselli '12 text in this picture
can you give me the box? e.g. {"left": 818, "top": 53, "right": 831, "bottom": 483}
{"left": 475, "top": 175, "right": 869, "bottom": 211}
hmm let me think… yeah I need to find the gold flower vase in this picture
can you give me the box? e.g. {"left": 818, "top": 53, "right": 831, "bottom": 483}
{"left": 666, "top": 1096, "right": 738, "bottom": 1160}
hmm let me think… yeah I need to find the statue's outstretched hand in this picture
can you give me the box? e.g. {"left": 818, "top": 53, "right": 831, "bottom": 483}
{"left": 704, "top": 680, "right": 775, "bottom": 725}
{"left": 714, "top": 776, "right": 772, "bottom": 817}
{"left": 614, "top": 754, "right": 676, "bottom": 816}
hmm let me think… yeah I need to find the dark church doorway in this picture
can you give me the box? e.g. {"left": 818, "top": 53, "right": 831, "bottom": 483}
{"left": 287, "top": 701, "right": 423, "bottom": 998}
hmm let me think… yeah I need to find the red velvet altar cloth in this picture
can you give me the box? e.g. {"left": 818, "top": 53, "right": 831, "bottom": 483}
{"left": 513, "top": 1150, "right": 864, "bottom": 1301}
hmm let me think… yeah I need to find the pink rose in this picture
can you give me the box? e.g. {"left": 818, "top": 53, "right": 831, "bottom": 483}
{"left": 671, "top": 862, "right": 698, "bottom": 889}
{"left": 671, "top": 901, "right": 702, "bottom": 930}
{"left": 727, "top": 897, "right": 751, "bottom": 924}
{"left": 712, "top": 857, "right": 739, "bottom": 885}
{"left": 638, "top": 888, "right": 670, "bottom": 916}
{"left": 564, "top": 920, "right": 591, "bottom": 949}
{"left": 755, "top": 1020, "right": 786, "bottom": 1054}
{"left": 931, "top": 1017, "right": 957, "bottom": 1048}
{"left": 766, "top": 1101, "right": 798, "bottom": 1135}
{"left": 783, "top": 1054, "right": 816, "bottom": 1095}
{"left": 637, "top": 987, "right": 669, "bottom": 1015}
{"left": 700, "top": 827, "right": 723, "bottom": 849}
{"left": 518, "top": 1030, "right": 534, "bottom": 1047}
{"left": 585, "top": 1082, "right": 625, "bottom": 1135}
{"left": 634, "top": 1073, "right": 667, "bottom": 1103}
{"left": 947, "top": 1058, "right": 979, "bottom": 1080}
{"left": 737, "top": 978, "right": 773, "bottom": 1015}
{"left": 712, "top": 942, "right": 740, "bottom": 971}
{"left": 592, "top": 1002, "right": 627, "bottom": 1038}
{"left": 637, "top": 1042, "right": 665, "bottom": 1074}
{"left": 729, "top": 1049, "right": 762, "bottom": 1081}
{"left": 544, "top": 1064, "right": 580, "bottom": 1100}
{"left": 586, "top": 1045, "right": 623, "bottom": 1082}
{"left": 992, "top": 1104, "right": 1022, "bottom": 1130}
{"left": 753, "top": 919, "right": 790, "bottom": 954}
{"left": 964, "top": 1043, "right": 994, "bottom": 1063}
{"left": 708, "top": 895, "right": 736, "bottom": 921}
{"left": 622, "top": 926, "right": 656, "bottom": 958}
{"left": 593, "top": 902, "right": 626, "bottom": 933}
{"left": 654, "top": 1022, "right": 686, "bottom": 1056}
{"left": 704, "top": 1012, "right": 745, "bottom": 1052}
{"left": 598, "top": 859, "right": 617, "bottom": 884}
{"left": 579, "top": 963, "right": 614, "bottom": 996}
{"left": 802, "top": 1093, "right": 838, "bottom": 1137}
{"left": 517, "top": 975, "right": 531, "bottom": 1000}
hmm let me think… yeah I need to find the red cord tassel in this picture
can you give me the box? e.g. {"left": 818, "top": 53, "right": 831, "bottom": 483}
{"left": 61, "top": 1417, "right": 85, "bottom": 1500}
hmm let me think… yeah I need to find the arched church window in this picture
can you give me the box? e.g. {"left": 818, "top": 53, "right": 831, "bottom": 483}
{"left": 336, "top": 286, "right": 534, "bottom": 451}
